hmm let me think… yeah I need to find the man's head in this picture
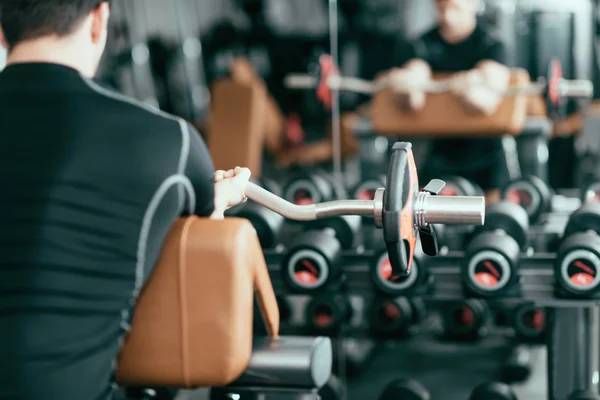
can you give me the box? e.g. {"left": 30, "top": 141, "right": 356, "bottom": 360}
{"left": 0, "top": 0, "right": 111, "bottom": 76}
{"left": 434, "top": 0, "right": 480, "bottom": 31}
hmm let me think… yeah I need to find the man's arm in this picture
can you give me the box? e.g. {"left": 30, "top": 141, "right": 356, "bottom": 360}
{"left": 453, "top": 41, "right": 511, "bottom": 115}
{"left": 184, "top": 123, "right": 252, "bottom": 220}
{"left": 184, "top": 123, "right": 217, "bottom": 217}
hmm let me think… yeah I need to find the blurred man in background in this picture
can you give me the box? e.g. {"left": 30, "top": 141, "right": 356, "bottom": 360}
{"left": 387, "top": 0, "right": 511, "bottom": 201}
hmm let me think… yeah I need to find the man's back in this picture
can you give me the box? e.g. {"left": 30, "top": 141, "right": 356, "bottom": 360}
{"left": 0, "top": 63, "right": 206, "bottom": 400}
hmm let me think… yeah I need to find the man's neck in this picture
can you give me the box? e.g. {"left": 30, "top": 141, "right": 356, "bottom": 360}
{"left": 7, "top": 37, "right": 93, "bottom": 76}
{"left": 439, "top": 20, "right": 477, "bottom": 44}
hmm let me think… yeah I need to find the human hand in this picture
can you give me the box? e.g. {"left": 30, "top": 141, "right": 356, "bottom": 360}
{"left": 449, "top": 70, "right": 500, "bottom": 115}
{"left": 384, "top": 68, "right": 428, "bottom": 111}
{"left": 214, "top": 166, "right": 252, "bottom": 211}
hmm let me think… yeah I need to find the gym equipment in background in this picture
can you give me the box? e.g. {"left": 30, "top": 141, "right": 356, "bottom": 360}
{"left": 461, "top": 202, "right": 529, "bottom": 298}
{"left": 286, "top": 56, "right": 593, "bottom": 115}
{"left": 502, "top": 175, "right": 554, "bottom": 224}
{"left": 554, "top": 203, "right": 600, "bottom": 298}
{"left": 440, "top": 299, "right": 489, "bottom": 341}
{"left": 166, "top": 0, "right": 210, "bottom": 123}
{"left": 304, "top": 294, "right": 353, "bottom": 335}
{"left": 281, "top": 215, "right": 360, "bottom": 293}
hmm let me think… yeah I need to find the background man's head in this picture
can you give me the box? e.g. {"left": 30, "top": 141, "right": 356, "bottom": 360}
{"left": 434, "top": 0, "right": 480, "bottom": 31}
{"left": 0, "top": 0, "right": 111, "bottom": 75}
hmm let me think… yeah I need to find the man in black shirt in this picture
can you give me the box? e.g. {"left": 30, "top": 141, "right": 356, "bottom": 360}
{"left": 387, "top": 0, "right": 512, "bottom": 201}
{"left": 0, "top": 1, "right": 250, "bottom": 399}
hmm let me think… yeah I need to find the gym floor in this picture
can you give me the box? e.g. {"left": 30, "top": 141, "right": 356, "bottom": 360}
{"left": 176, "top": 337, "right": 546, "bottom": 400}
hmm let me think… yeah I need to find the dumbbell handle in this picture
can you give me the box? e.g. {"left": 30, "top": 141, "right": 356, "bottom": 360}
{"left": 245, "top": 182, "right": 485, "bottom": 226}
{"left": 284, "top": 74, "right": 594, "bottom": 99}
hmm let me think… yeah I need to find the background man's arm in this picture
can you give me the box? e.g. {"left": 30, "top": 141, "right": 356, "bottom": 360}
{"left": 455, "top": 42, "right": 511, "bottom": 115}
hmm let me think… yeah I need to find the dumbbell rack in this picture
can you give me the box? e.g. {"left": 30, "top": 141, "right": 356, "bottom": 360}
{"left": 264, "top": 227, "right": 600, "bottom": 400}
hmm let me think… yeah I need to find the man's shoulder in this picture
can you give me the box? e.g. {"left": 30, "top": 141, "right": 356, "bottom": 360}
{"left": 80, "top": 78, "right": 187, "bottom": 133}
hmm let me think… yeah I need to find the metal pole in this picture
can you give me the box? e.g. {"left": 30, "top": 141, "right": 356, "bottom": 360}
{"left": 328, "top": 0, "right": 345, "bottom": 196}
{"left": 547, "top": 306, "right": 600, "bottom": 400}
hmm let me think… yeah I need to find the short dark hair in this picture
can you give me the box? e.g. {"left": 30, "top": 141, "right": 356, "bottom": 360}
{"left": 0, "top": 0, "right": 108, "bottom": 49}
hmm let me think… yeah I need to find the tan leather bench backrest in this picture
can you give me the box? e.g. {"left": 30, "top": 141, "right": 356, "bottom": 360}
{"left": 210, "top": 80, "right": 266, "bottom": 177}
{"left": 231, "top": 58, "right": 286, "bottom": 154}
{"left": 371, "top": 68, "right": 531, "bottom": 137}
{"left": 116, "top": 217, "right": 279, "bottom": 388}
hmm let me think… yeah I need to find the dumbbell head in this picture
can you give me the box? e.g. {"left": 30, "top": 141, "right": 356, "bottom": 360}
{"left": 368, "top": 297, "right": 415, "bottom": 337}
{"left": 475, "top": 202, "right": 529, "bottom": 249}
{"left": 502, "top": 176, "right": 552, "bottom": 223}
{"left": 555, "top": 204, "right": 600, "bottom": 296}
{"left": 304, "top": 215, "right": 361, "bottom": 249}
{"left": 439, "top": 176, "right": 484, "bottom": 197}
{"left": 462, "top": 202, "right": 528, "bottom": 296}
{"left": 371, "top": 251, "right": 424, "bottom": 296}
{"left": 283, "top": 173, "right": 335, "bottom": 205}
{"left": 468, "top": 382, "right": 518, "bottom": 400}
{"left": 441, "top": 299, "right": 488, "bottom": 340}
{"left": 237, "top": 201, "right": 284, "bottom": 248}
{"left": 353, "top": 176, "right": 386, "bottom": 201}
{"left": 305, "top": 294, "right": 352, "bottom": 334}
{"left": 282, "top": 231, "right": 342, "bottom": 293}
{"left": 513, "top": 303, "right": 547, "bottom": 340}
{"left": 378, "top": 378, "right": 430, "bottom": 400}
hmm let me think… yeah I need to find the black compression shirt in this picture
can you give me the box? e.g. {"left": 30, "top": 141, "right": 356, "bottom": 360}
{"left": 396, "top": 24, "right": 510, "bottom": 190}
{"left": 0, "top": 63, "right": 215, "bottom": 400}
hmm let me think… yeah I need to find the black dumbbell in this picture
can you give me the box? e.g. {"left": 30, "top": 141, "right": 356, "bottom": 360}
{"left": 378, "top": 378, "right": 431, "bottom": 400}
{"left": 371, "top": 249, "right": 428, "bottom": 296}
{"left": 282, "top": 215, "right": 360, "bottom": 293}
{"left": 555, "top": 203, "right": 600, "bottom": 297}
{"left": 282, "top": 172, "right": 337, "bottom": 206}
{"left": 237, "top": 201, "right": 284, "bottom": 248}
{"left": 367, "top": 297, "right": 423, "bottom": 338}
{"left": 462, "top": 202, "right": 529, "bottom": 297}
{"left": 441, "top": 299, "right": 488, "bottom": 341}
{"left": 512, "top": 303, "right": 547, "bottom": 342}
{"left": 318, "top": 374, "right": 344, "bottom": 400}
{"left": 568, "top": 391, "right": 600, "bottom": 400}
{"left": 352, "top": 176, "right": 386, "bottom": 201}
{"left": 439, "top": 175, "right": 485, "bottom": 197}
{"left": 501, "top": 345, "right": 533, "bottom": 383}
{"left": 304, "top": 294, "right": 352, "bottom": 335}
{"left": 502, "top": 175, "right": 553, "bottom": 224}
{"left": 468, "top": 382, "right": 518, "bottom": 400}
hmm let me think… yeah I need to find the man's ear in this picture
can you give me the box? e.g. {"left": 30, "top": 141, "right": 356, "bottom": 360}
{"left": 0, "top": 26, "right": 8, "bottom": 50}
{"left": 90, "top": 2, "right": 110, "bottom": 44}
